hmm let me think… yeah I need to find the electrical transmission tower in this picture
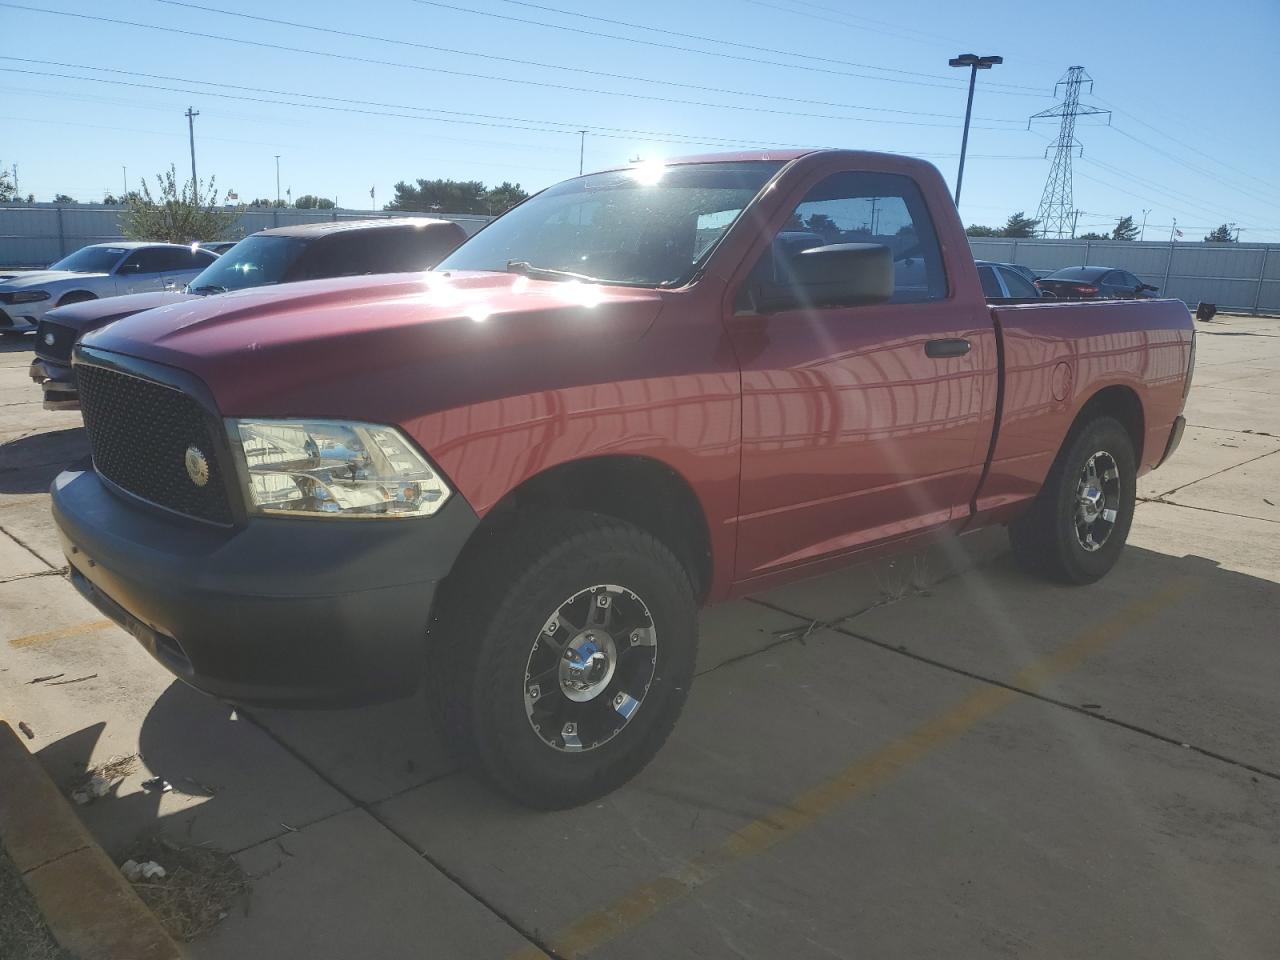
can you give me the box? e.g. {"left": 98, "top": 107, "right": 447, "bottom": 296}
{"left": 1029, "top": 67, "right": 1110, "bottom": 238}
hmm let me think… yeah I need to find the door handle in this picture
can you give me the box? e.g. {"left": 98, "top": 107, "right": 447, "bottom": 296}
{"left": 925, "top": 338, "right": 972, "bottom": 358}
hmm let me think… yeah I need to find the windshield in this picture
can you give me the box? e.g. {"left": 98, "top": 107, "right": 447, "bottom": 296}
{"left": 437, "top": 160, "right": 784, "bottom": 287}
{"left": 48, "top": 246, "right": 129, "bottom": 274}
{"left": 188, "top": 234, "right": 308, "bottom": 293}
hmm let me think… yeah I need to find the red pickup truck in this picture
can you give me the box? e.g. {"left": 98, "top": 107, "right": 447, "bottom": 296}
{"left": 52, "top": 150, "right": 1194, "bottom": 808}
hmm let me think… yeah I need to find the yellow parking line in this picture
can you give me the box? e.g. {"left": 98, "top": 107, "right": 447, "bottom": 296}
{"left": 8, "top": 619, "right": 114, "bottom": 649}
{"left": 509, "top": 577, "right": 1192, "bottom": 960}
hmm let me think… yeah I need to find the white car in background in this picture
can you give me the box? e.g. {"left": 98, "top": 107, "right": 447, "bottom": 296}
{"left": 0, "top": 242, "right": 218, "bottom": 336}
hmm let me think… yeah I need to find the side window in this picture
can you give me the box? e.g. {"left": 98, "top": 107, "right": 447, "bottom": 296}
{"left": 117, "top": 248, "right": 168, "bottom": 274}
{"left": 181, "top": 248, "right": 218, "bottom": 271}
{"left": 999, "top": 267, "right": 1038, "bottom": 298}
{"left": 1102, "top": 270, "right": 1122, "bottom": 285}
{"left": 977, "top": 265, "right": 1003, "bottom": 299}
{"left": 743, "top": 170, "right": 947, "bottom": 308}
{"left": 1122, "top": 271, "right": 1141, "bottom": 288}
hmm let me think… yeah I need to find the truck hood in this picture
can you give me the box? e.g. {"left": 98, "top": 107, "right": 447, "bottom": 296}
{"left": 81, "top": 270, "right": 666, "bottom": 417}
{"left": 46, "top": 290, "right": 196, "bottom": 334}
{"left": 0, "top": 270, "right": 107, "bottom": 289}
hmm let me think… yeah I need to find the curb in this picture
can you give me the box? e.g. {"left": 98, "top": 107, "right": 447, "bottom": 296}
{"left": 0, "top": 720, "right": 184, "bottom": 960}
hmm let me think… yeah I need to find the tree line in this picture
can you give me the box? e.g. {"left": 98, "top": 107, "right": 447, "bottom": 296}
{"left": 968, "top": 210, "right": 1240, "bottom": 243}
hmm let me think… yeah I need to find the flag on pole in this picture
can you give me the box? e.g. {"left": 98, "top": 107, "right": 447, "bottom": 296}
{"left": 1174, "top": 228, "right": 1183, "bottom": 238}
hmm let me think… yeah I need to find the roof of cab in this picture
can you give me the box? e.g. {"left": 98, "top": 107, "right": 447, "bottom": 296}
{"left": 256, "top": 217, "right": 461, "bottom": 238}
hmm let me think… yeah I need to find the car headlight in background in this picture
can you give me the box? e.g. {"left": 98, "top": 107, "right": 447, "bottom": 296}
{"left": 1, "top": 290, "right": 51, "bottom": 304}
{"left": 228, "top": 419, "right": 451, "bottom": 518}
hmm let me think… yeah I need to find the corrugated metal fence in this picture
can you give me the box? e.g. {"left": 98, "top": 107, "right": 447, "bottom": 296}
{"left": 969, "top": 237, "right": 1279, "bottom": 315}
{"left": 0, "top": 203, "right": 494, "bottom": 268}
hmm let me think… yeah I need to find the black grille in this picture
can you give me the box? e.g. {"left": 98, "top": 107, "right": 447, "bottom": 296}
{"left": 76, "top": 363, "right": 234, "bottom": 525}
{"left": 35, "top": 320, "right": 76, "bottom": 363}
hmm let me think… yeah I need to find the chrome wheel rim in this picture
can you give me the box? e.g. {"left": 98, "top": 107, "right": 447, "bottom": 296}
{"left": 1074, "top": 451, "right": 1121, "bottom": 552}
{"left": 524, "top": 584, "right": 658, "bottom": 752}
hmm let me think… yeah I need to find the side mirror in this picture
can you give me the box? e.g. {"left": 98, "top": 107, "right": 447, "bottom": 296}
{"left": 755, "top": 243, "right": 894, "bottom": 313}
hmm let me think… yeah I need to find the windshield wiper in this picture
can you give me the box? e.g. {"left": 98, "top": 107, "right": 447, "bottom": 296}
{"left": 189, "top": 284, "right": 227, "bottom": 295}
{"left": 505, "top": 260, "right": 599, "bottom": 283}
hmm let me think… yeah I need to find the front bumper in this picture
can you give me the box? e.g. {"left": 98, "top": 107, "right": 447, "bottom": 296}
{"left": 29, "top": 358, "right": 78, "bottom": 410}
{"left": 52, "top": 462, "right": 478, "bottom": 706}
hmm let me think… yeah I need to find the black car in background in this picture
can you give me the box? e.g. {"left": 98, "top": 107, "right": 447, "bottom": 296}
{"left": 975, "top": 260, "right": 1053, "bottom": 301}
{"left": 1037, "top": 266, "right": 1159, "bottom": 300}
{"left": 30, "top": 217, "right": 467, "bottom": 409}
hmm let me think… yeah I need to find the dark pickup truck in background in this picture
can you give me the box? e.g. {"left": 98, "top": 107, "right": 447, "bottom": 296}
{"left": 29, "top": 217, "right": 466, "bottom": 409}
{"left": 52, "top": 150, "right": 1194, "bottom": 808}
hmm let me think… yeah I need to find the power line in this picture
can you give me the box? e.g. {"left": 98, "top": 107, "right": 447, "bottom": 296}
{"left": 1090, "top": 95, "right": 1280, "bottom": 203}
{"left": 145, "top": 0, "right": 1023, "bottom": 125}
{"left": 0, "top": 4, "right": 1020, "bottom": 131}
{"left": 408, "top": 0, "right": 1047, "bottom": 98}
{"left": 0, "top": 59, "right": 1047, "bottom": 163}
{"left": 475, "top": 0, "right": 1018, "bottom": 88}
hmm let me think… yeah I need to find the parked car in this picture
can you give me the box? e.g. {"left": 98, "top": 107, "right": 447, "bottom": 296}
{"left": 975, "top": 260, "right": 1053, "bottom": 301}
{"left": 1001, "top": 262, "right": 1041, "bottom": 286}
{"left": 54, "top": 150, "right": 1194, "bottom": 808}
{"left": 197, "top": 241, "right": 238, "bottom": 255}
{"left": 0, "top": 242, "right": 218, "bottom": 336}
{"left": 1037, "top": 266, "right": 1158, "bottom": 300}
{"left": 29, "top": 218, "right": 466, "bottom": 408}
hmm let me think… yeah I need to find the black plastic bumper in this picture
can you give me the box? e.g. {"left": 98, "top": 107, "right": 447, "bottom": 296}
{"left": 1158, "top": 415, "right": 1186, "bottom": 468}
{"left": 29, "top": 358, "right": 78, "bottom": 409}
{"left": 52, "top": 462, "right": 478, "bottom": 707}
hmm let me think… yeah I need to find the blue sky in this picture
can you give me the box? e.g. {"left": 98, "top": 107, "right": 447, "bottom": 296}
{"left": 4, "top": 0, "right": 1279, "bottom": 241}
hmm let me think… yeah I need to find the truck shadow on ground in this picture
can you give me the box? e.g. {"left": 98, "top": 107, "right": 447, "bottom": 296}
{"left": 39, "top": 542, "right": 1280, "bottom": 869}
{"left": 0, "top": 430, "right": 87, "bottom": 494}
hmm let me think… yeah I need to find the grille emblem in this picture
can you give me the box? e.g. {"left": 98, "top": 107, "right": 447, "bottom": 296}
{"left": 184, "top": 445, "right": 210, "bottom": 487}
{"left": 44, "top": 332, "right": 55, "bottom": 346}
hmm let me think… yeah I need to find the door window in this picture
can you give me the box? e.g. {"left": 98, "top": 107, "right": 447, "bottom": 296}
{"left": 977, "top": 265, "right": 1004, "bottom": 298}
{"left": 744, "top": 170, "right": 947, "bottom": 308}
{"left": 998, "top": 267, "right": 1039, "bottom": 298}
{"left": 117, "top": 248, "right": 170, "bottom": 274}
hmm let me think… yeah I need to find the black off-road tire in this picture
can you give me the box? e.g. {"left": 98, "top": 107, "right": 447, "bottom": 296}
{"left": 428, "top": 510, "right": 698, "bottom": 809}
{"left": 1009, "top": 416, "right": 1137, "bottom": 585}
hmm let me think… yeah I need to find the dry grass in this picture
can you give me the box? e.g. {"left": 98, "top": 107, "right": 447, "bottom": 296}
{"left": 124, "top": 836, "right": 250, "bottom": 942}
{"left": 0, "top": 845, "right": 77, "bottom": 960}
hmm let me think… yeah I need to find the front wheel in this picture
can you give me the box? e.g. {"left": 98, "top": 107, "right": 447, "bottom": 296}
{"left": 1009, "top": 416, "right": 1137, "bottom": 584}
{"left": 429, "top": 510, "right": 698, "bottom": 809}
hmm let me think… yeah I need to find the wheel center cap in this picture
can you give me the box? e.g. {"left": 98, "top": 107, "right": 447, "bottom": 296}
{"left": 1079, "top": 484, "right": 1103, "bottom": 521}
{"left": 560, "top": 633, "right": 617, "bottom": 702}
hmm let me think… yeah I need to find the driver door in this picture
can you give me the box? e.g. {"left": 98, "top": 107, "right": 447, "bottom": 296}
{"left": 114, "top": 248, "right": 170, "bottom": 293}
{"left": 727, "top": 169, "right": 994, "bottom": 582}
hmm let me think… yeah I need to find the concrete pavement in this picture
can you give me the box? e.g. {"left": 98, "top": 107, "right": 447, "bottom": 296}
{"left": 1, "top": 312, "right": 1277, "bottom": 958}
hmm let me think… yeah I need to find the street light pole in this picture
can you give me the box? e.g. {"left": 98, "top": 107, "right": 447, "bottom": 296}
{"left": 578, "top": 130, "right": 587, "bottom": 176}
{"left": 274, "top": 155, "right": 281, "bottom": 205}
{"left": 948, "top": 54, "right": 1002, "bottom": 208}
{"left": 1139, "top": 208, "right": 1151, "bottom": 241}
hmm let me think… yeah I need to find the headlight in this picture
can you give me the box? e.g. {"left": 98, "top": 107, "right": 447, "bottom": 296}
{"left": 228, "top": 419, "right": 451, "bottom": 518}
{"left": 4, "top": 290, "right": 51, "bottom": 304}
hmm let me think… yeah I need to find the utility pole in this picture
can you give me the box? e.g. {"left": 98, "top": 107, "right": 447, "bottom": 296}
{"left": 1029, "top": 67, "right": 1110, "bottom": 238}
{"left": 578, "top": 130, "right": 587, "bottom": 176}
{"left": 1169, "top": 218, "right": 1178, "bottom": 242}
{"left": 184, "top": 107, "right": 200, "bottom": 192}
{"left": 1070, "top": 209, "right": 1081, "bottom": 238}
{"left": 273, "top": 155, "right": 281, "bottom": 205}
{"left": 948, "top": 53, "right": 1002, "bottom": 208}
{"left": 10, "top": 164, "right": 16, "bottom": 195}
{"left": 122, "top": 165, "right": 128, "bottom": 198}
{"left": 1139, "top": 208, "right": 1150, "bottom": 241}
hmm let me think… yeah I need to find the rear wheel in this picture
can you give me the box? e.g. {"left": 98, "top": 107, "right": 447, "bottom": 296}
{"left": 1009, "top": 416, "right": 1136, "bottom": 584}
{"left": 429, "top": 510, "right": 698, "bottom": 809}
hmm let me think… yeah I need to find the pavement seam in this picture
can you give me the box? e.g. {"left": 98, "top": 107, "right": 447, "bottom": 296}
{"left": 1150, "top": 446, "right": 1280, "bottom": 498}
{"left": 748, "top": 597, "right": 1280, "bottom": 784}
{"left": 1183, "top": 423, "right": 1277, "bottom": 437}
{"left": 235, "top": 708, "right": 567, "bottom": 960}
{"left": 18, "top": 842, "right": 91, "bottom": 877}
{"left": 0, "top": 523, "right": 56, "bottom": 570}
{"left": 0, "top": 565, "right": 68, "bottom": 585}
{"left": 1139, "top": 496, "right": 1280, "bottom": 525}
